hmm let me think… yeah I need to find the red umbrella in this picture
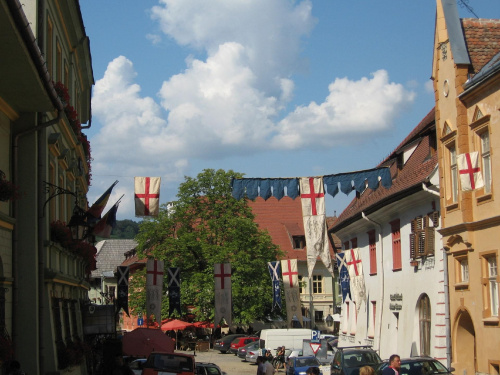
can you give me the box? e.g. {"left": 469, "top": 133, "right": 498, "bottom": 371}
{"left": 122, "top": 328, "right": 175, "bottom": 357}
{"left": 193, "top": 321, "right": 215, "bottom": 328}
{"left": 161, "top": 319, "right": 194, "bottom": 331}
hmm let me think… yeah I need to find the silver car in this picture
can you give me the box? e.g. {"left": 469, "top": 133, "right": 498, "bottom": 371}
{"left": 238, "top": 341, "right": 260, "bottom": 360}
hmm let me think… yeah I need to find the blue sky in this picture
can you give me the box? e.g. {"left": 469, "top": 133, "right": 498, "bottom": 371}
{"left": 80, "top": 1, "right": 499, "bottom": 221}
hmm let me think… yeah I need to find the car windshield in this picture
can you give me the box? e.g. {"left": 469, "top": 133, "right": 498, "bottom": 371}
{"left": 296, "top": 357, "right": 320, "bottom": 367}
{"left": 146, "top": 354, "right": 194, "bottom": 372}
{"left": 381, "top": 360, "right": 449, "bottom": 375}
{"left": 344, "top": 352, "right": 382, "bottom": 367}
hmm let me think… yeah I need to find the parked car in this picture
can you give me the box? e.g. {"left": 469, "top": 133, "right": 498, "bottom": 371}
{"left": 331, "top": 346, "right": 382, "bottom": 375}
{"left": 214, "top": 334, "right": 246, "bottom": 354}
{"left": 238, "top": 341, "right": 260, "bottom": 360}
{"left": 229, "top": 336, "right": 259, "bottom": 355}
{"left": 142, "top": 352, "right": 196, "bottom": 375}
{"left": 286, "top": 356, "right": 321, "bottom": 375}
{"left": 375, "top": 356, "right": 454, "bottom": 375}
{"left": 195, "top": 362, "right": 227, "bottom": 375}
{"left": 129, "top": 358, "right": 147, "bottom": 375}
{"left": 246, "top": 346, "right": 262, "bottom": 363}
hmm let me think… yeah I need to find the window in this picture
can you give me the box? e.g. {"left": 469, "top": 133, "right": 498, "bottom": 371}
{"left": 368, "top": 301, "right": 376, "bottom": 338}
{"left": 482, "top": 253, "right": 499, "bottom": 318}
{"left": 343, "top": 241, "right": 349, "bottom": 251}
{"left": 351, "top": 238, "right": 358, "bottom": 249}
{"left": 298, "top": 275, "right": 304, "bottom": 294}
{"left": 460, "top": 259, "right": 469, "bottom": 283}
{"left": 391, "top": 219, "right": 401, "bottom": 270}
{"left": 480, "top": 131, "right": 491, "bottom": 194}
{"left": 47, "top": 17, "right": 53, "bottom": 76}
{"left": 293, "top": 235, "right": 305, "bottom": 249}
{"left": 419, "top": 294, "right": 431, "bottom": 356}
{"left": 488, "top": 257, "right": 498, "bottom": 317}
{"left": 450, "top": 145, "right": 458, "bottom": 203}
{"left": 368, "top": 230, "right": 377, "bottom": 275}
{"left": 409, "top": 212, "right": 438, "bottom": 259}
{"left": 315, "top": 310, "right": 323, "bottom": 322}
{"left": 312, "top": 275, "right": 323, "bottom": 294}
{"left": 56, "top": 40, "right": 62, "bottom": 83}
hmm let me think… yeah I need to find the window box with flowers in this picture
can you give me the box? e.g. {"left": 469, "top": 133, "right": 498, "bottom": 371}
{"left": 53, "top": 81, "right": 92, "bottom": 185}
{"left": 0, "top": 171, "right": 21, "bottom": 202}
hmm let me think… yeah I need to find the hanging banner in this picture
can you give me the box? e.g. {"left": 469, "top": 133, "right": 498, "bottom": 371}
{"left": 135, "top": 177, "right": 161, "bottom": 216}
{"left": 146, "top": 258, "right": 164, "bottom": 325}
{"left": 116, "top": 266, "right": 130, "bottom": 317}
{"left": 281, "top": 259, "right": 303, "bottom": 327}
{"left": 168, "top": 267, "right": 181, "bottom": 316}
{"left": 268, "top": 261, "right": 282, "bottom": 310}
{"left": 336, "top": 252, "right": 351, "bottom": 303}
{"left": 214, "top": 263, "right": 232, "bottom": 327}
{"left": 345, "top": 248, "right": 366, "bottom": 313}
{"left": 300, "top": 177, "right": 335, "bottom": 277}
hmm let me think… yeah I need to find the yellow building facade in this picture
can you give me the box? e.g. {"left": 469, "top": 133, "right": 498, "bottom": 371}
{"left": 432, "top": 1, "right": 500, "bottom": 374}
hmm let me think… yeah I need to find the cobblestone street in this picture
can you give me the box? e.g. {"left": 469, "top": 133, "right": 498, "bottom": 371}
{"left": 180, "top": 349, "right": 284, "bottom": 375}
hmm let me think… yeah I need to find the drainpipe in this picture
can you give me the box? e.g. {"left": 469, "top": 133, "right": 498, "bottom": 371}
{"left": 361, "top": 212, "right": 384, "bottom": 354}
{"left": 442, "top": 247, "right": 451, "bottom": 369}
{"left": 423, "top": 183, "right": 450, "bottom": 365}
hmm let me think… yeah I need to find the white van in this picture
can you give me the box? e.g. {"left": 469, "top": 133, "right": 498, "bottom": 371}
{"left": 259, "top": 328, "right": 313, "bottom": 353}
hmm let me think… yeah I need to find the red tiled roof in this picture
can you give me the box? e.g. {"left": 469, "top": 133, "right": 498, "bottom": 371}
{"left": 331, "top": 108, "right": 437, "bottom": 231}
{"left": 462, "top": 18, "right": 500, "bottom": 75}
{"left": 248, "top": 197, "right": 337, "bottom": 260}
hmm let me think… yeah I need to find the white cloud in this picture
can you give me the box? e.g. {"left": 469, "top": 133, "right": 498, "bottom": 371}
{"left": 272, "top": 70, "right": 415, "bottom": 149}
{"left": 146, "top": 33, "right": 162, "bottom": 45}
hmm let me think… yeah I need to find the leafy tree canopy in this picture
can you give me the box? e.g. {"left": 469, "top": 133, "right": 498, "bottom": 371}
{"left": 135, "top": 169, "right": 282, "bottom": 324}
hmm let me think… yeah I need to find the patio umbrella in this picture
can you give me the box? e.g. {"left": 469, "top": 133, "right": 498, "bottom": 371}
{"left": 161, "top": 319, "right": 194, "bottom": 349}
{"left": 161, "top": 319, "right": 194, "bottom": 331}
{"left": 122, "top": 327, "right": 175, "bottom": 357}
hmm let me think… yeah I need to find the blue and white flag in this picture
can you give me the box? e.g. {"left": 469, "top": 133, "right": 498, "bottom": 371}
{"left": 168, "top": 267, "right": 181, "bottom": 316}
{"left": 336, "top": 252, "right": 351, "bottom": 303}
{"left": 268, "top": 261, "right": 282, "bottom": 310}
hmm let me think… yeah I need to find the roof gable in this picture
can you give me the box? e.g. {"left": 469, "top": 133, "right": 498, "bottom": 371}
{"left": 91, "top": 239, "right": 137, "bottom": 278}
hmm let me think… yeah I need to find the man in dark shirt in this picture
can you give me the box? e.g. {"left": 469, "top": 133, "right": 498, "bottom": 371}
{"left": 382, "top": 354, "right": 401, "bottom": 375}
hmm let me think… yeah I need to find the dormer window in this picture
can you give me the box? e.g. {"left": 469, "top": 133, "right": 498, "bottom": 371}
{"left": 292, "top": 235, "right": 305, "bottom": 249}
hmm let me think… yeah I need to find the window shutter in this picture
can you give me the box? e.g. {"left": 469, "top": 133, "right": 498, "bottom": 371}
{"left": 430, "top": 211, "right": 439, "bottom": 227}
{"left": 424, "top": 227, "right": 435, "bottom": 255}
{"left": 409, "top": 232, "right": 416, "bottom": 260}
{"left": 417, "top": 230, "right": 426, "bottom": 257}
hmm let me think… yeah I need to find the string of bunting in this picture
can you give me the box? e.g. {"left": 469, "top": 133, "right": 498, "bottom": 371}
{"left": 231, "top": 166, "right": 392, "bottom": 200}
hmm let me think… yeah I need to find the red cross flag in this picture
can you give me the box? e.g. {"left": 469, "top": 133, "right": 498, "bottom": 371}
{"left": 457, "top": 152, "right": 484, "bottom": 191}
{"left": 135, "top": 177, "right": 161, "bottom": 216}
{"left": 281, "top": 259, "right": 303, "bottom": 327}
{"left": 300, "top": 177, "right": 334, "bottom": 277}
{"left": 214, "top": 263, "right": 232, "bottom": 327}
{"left": 281, "top": 259, "right": 299, "bottom": 288}
{"left": 146, "top": 259, "right": 164, "bottom": 325}
{"left": 345, "top": 248, "right": 366, "bottom": 313}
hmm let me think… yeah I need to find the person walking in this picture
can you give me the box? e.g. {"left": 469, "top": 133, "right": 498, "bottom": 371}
{"left": 257, "top": 356, "right": 265, "bottom": 375}
{"left": 263, "top": 355, "right": 276, "bottom": 375}
{"left": 382, "top": 354, "right": 401, "bottom": 375}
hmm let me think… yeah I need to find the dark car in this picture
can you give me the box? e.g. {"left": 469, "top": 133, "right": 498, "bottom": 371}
{"left": 229, "top": 336, "right": 259, "bottom": 355}
{"left": 286, "top": 356, "right": 321, "bottom": 375}
{"left": 375, "top": 357, "right": 454, "bottom": 375}
{"left": 142, "top": 352, "right": 196, "bottom": 375}
{"left": 195, "top": 362, "right": 227, "bottom": 375}
{"left": 238, "top": 341, "right": 260, "bottom": 360}
{"left": 331, "top": 346, "right": 382, "bottom": 375}
{"left": 214, "top": 334, "right": 246, "bottom": 354}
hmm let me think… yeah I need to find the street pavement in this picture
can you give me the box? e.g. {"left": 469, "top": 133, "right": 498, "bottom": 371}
{"left": 179, "top": 348, "right": 284, "bottom": 375}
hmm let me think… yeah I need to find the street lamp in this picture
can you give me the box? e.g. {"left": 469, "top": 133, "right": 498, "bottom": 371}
{"left": 67, "top": 204, "right": 90, "bottom": 241}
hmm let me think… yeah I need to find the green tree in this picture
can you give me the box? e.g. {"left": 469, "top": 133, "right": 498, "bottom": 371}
{"left": 135, "top": 169, "right": 282, "bottom": 324}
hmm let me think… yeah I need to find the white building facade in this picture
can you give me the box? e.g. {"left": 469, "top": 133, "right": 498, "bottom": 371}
{"left": 330, "top": 111, "right": 448, "bottom": 362}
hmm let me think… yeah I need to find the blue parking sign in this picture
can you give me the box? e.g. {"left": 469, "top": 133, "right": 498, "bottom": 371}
{"left": 311, "top": 330, "right": 321, "bottom": 342}
{"left": 138, "top": 317, "right": 144, "bottom": 326}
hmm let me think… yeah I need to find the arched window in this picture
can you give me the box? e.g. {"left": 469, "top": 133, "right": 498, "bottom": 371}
{"left": 419, "top": 294, "right": 431, "bottom": 355}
